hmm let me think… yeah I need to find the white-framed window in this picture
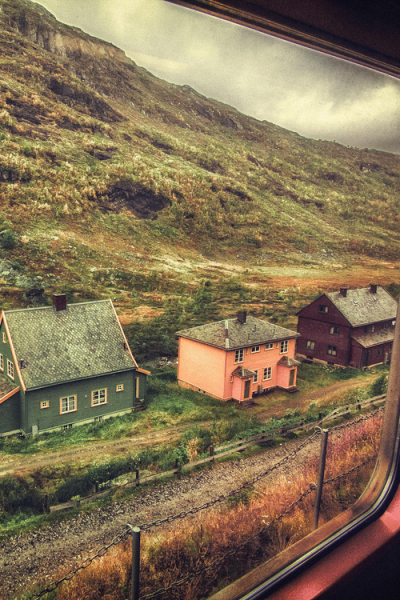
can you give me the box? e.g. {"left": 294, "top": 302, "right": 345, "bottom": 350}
{"left": 280, "top": 340, "right": 288, "bottom": 354}
{"left": 40, "top": 401, "right": 49, "bottom": 409}
{"left": 319, "top": 304, "right": 328, "bottom": 313}
{"left": 265, "top": 343, "right": 274, "bottom": 350}
{"left": 0, "top": 354, "right": 4, "bottom": 371}
{"left": 306, "top": 340, "right": 315, "bottom": 350}
{"left": 263, "top": 367, "right": 272, "bottom": 380}
{"left": 251, "top": 346, "right": 260, "bottom": 353}
{"left": 235, "top": 348, "right": 244, "bottom": 363}
{"left": 327, "top": 345, "right": 337, "bottom": 356}
{"left": 60, "top": 395, "right": 77, "bottom": 414}
{"left": 116, "top": 384, "right": 124, "bottom": 392}
{"left": 253, "top": 370, "right": 258, "bottom": 383}
{"left": 329, "top": 326, "right": 339, "bottom": 335}
{"left": 2, "top": 332, "right": 7, "bottom": 343}
{"left": 6, "top": 359, "right": 14, "bottom": 380}
{"left": 91, "top": 388, "right": 107, "bottom": 406}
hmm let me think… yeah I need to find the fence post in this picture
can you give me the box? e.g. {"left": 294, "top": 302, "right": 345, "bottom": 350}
{"left": 238, "top": 436, "right": 243, "bottom": 452}
{"left": 135, "top": 468, "right": 140, "bottom": 487}
{"left": 209, "top": 445, "right": 214, "bottom": 462}
{"left": 44, "top": 494, "right": 50, "bottom": 513}
{"left": 94, "top": 481, "right": 99, "bottom": 494}
{"left": 313, "top": 428, "right": 329, "bottom": 530}
{"left": 128, "top": 525, "right": 141, "bottom": 600}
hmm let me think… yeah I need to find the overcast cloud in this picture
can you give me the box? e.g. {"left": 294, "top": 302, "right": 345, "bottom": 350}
{"left": 37, "top": 0, "right": 400, "bottom": 153}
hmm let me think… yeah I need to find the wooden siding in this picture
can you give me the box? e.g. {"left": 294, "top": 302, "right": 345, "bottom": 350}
{"left": 0, "top": 391, "right": 21, "bottom": 435}
{"left": 24, "top": 371, "right": 135, "bottom": 434}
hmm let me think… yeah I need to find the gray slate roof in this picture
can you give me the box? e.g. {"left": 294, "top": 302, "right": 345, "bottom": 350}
{"left": 232, "top": 366, "right": 257, "bottom": 379}
{"left": 4, "top": 300, "right": 137, "bottom": 390}
{"left": 326, "top": 287, "right": 397, "bottom": 327}
{"left": 277, "top": 356, "right": 301, "bottom": 368}
{"left": 0, "top": 373, "right": 19, "bottom": 401}
{"left": 177, "top": 315, "right": 299, "bottom": 350}
{"left": 352, "top": 327, "right": 395, "bottom": 349}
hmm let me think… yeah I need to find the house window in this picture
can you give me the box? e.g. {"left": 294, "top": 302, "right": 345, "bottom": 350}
{"left": 377, "top": 346, "right": 384, "bottom": 356}
{"left": 116, "top": 384, "right": 124, "bottom": 392}
{"left": 2, "top": 332, "right": 7, "bottom": 343}
{"left": 306, "top": 340, "right": 315, "bottom": 350}
{"left": 40, "top": 401, "right": 49, "bottom": 409}
{"left": 253, "top": 370, "right": 258, "bottom": 383}
{"left": 263, "top": 367, "right": 272, "bottom": 380}
{"left": 280, "top": 340, "right": 288, "bottom": 354}
{"left": 235, "top": 349, "right": 244, "bottom": 363}
{"left": 329, "top": 326, "right": 339, "bottom": 335}
{"left": 6, "top": 359, "right": 14, "bottom": 380}
{"left": 251, "top": 346, "right": 260, "bottom": 353}
{"left": 0, "top": 354, "right": 3, "bottom": 371}
{"left": 319, "top": 304, "right": 328, "bottom": 313}
{"left": 92, "top": 388, "right": 107, "bottom": 406}
{"left": 327, "top": 345, "right": 337, "bottom": 356}
{"left": 63, "top": 423, "right": 73, "bottom": 430}
{"left": 265, "top": 343, "right": 274, "bottom": 350}
{"left": 60, "top": 395, "right": 77, "bottom": 414}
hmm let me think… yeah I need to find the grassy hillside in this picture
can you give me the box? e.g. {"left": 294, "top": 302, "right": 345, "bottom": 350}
{"left": 0, "top": 0, "right": 399, "bottom": 338}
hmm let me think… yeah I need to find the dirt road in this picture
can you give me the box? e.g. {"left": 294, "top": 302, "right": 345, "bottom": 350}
{"left": 0, "top": 375, "right": 376, "bottom": 477}
{"left": 0, "top": 434, "right": 320, "bottom": 599}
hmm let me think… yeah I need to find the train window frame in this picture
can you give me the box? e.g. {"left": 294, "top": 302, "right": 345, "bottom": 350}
{"left": 165, "top": 1, "right": 400, "bottom": 598}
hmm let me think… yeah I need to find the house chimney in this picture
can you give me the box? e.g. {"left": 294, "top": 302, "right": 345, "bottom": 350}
{"left": 340, "top": 287, "right": 348, "bottom": 298}
{"left": 237, "top": 310, "right": 247, "bottom": 324}
{"left": 370, "top": 283, "right": 378, "bottom": 294}
{"left": 224, "top": 320, "right": 229, "bottom": 349}
{"left": 52, "top": 294, "right": 67, "bottom": 311}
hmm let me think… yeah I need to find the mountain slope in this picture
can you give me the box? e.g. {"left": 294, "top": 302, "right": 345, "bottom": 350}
{"left": 0, "top": 0, "right": 399, "bottom": 319}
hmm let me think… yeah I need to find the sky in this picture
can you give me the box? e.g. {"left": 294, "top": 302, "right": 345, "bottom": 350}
{"left": 36, "top": 0, "right": 400, "bottom": 154}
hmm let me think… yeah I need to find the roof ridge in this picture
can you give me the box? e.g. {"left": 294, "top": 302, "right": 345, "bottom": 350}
{"left": 4, "top": 299, "right": 111, "bottom": 314}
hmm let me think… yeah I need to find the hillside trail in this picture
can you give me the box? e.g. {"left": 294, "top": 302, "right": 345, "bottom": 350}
{"left": 0, "top": 374, "right": 377, "bottom": 476}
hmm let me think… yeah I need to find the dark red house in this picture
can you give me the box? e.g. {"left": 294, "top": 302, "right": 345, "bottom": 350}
{"left": 296, "top": 285, "right": 397, "bottom": 368}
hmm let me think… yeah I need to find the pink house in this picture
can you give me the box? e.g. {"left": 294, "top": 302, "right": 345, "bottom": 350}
{"left": 177, "top": 311, "right": 300, "bottom": 402}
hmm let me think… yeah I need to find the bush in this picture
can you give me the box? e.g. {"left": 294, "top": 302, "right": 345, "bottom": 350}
{"left": 0, "top": 475, "right": 43, "bottom": 513}
{"left": 0, "top": 229, "right": 17, "bottom": 250}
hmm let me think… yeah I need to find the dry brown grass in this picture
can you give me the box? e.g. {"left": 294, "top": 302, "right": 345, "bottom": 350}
{"left": 54, "top": 414, "right": 382, "bottom": 600}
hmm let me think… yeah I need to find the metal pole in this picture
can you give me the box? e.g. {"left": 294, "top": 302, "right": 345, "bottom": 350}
{"left": 128, "top": 525, "right": 141, "bottom": 600}
{"left": 313, "top": 428, "right": 329, "bottom": 530}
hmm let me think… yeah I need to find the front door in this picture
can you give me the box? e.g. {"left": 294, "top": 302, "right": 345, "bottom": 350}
{"left": 289, "top": 369, "right": 295, "bottom": 387}
{"left": 244, "top": 380, "right": 251, "bottom": 399}
{"left": 363, "top": 351, "right": 369, "bottom": 367}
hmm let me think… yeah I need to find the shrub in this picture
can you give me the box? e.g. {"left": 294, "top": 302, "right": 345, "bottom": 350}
{"left": 0, "top": 229, "right": 17, "bottom": 249}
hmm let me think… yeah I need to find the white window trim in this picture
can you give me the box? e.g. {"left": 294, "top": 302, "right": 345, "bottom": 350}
{"left": 306, "top": 340, "right": 315, "bottom": 350}
{"left": 6, "top": 359, "right": 14, "bottom": 380}
{"left": 0, "top": 354, "right": 4, "bottom": 371}
{"left": 2, "top": 332, "right": 7, "bottom": 343}
{"left": 91, "top": 388, "right": 107, "bottom": 407}
{"left": 265, "top": 343, "right": 274, "bottom": 350}
{"left": 234, "top": 348, "right": 244, "bottom": 363}
{"left": 251, "top": 346, "right": 260, "bottom": 353}
{"left": 263, "top": 367, "right": 272, "bottom": 381}
{"left": 280, "top": 340, "right": 289, "bottom": 354}
{"left": 60, "top": 395, "right": 77, "bottom": 414}
{"left": 253, "top": 369, "right": 258, "bottom": 383}
{"left": 327, "top": 345, "right": 337, "bottom": 356}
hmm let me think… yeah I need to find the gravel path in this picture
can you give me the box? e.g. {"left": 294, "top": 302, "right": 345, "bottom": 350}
{"left": 0, "top": 435, "right": 320, "bottom": 599}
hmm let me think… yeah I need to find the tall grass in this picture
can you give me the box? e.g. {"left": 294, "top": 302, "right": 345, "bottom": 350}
{"left": 52, "top": 414, "right": 382, "bottom": 600}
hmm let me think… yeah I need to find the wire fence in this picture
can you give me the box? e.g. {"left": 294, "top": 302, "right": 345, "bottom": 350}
{"left": 29, "top": 406, "right": 383, "bottom": 600}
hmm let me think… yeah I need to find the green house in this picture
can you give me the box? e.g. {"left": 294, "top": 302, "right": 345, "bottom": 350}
{"left": 0, "top": 295, "right": 149, "bottom": 436}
